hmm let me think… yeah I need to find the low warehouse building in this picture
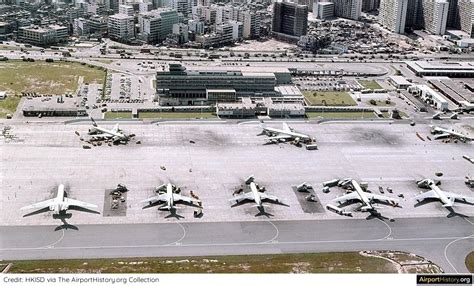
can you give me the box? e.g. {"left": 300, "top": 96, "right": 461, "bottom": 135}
{"left": 417, "top": 85, "right": 449, "bottom": 111}
{"left": 388, "top": 76, "right": 412, "bottom": 90}
{"left": 22, "top": 96, "right": 87, "bottom": 117}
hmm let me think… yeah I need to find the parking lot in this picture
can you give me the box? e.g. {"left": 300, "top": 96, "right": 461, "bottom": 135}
{"left": 294, "top": 76, "right": 362, "bottom": 91}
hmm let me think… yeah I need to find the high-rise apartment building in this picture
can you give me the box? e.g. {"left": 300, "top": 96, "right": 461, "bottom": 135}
{"left": 272, "top": 2, "right": 308, "bottom": 39}
{"left": 332, "top": 0, "right": 362, "bottom": 20}
{"left": 379, "top": 0, "right": 408, "bottom": 33}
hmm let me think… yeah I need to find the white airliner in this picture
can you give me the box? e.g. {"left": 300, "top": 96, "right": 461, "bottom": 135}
{"left": 415, "top": 179, "right": 474, "bottom": 208}
{"left": 141, "top": 183, "right": 199, "bottom": 210}
{"left": 21, "top": 184, "right": 98, "bottom": 215}
{"left": 430, "top": 126, "right": 473, "bottom": 142}
{"left": 259, "top": 121, "right": 313, "bottom": 144}
{"left": 229, "top": 181, "right": 281, "bottom": 207}
{"left": 333, "top": 180, "right": 399, "bottom": 212}
{"left": 88, "top": 118, "right": 129, "bottom": 142}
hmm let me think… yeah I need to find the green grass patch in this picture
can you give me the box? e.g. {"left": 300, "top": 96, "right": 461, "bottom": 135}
{"left": 0, "top": 46, "right": 20, "bottom": 50}
{"left": 0, "top": 60, "right": 106, "bottom": 95}
{"left": 104, "top": 111, "right": 132, "bottom": 119}
{"left": 303, "top": 91, "right": 356, "bottom": 106}
{"left": 6, "top": 252, "right": 397, "bottom": 273}
{"left": 306, "top": 111, "right": 376, "bottom": 119}
{"left": 94, "top": 59, "right": 114, "bottom": 64}
{"left": 0, "top": 95, "right": 21, "bottom": 117}
{"left": 466, "top": 252, "right": 474, "bottom": 273}
{"left": 358, "top": 80, "right": 383, "bottom": 90}
{"left": 139, "top": 112, "right": 216, "bottom": 119}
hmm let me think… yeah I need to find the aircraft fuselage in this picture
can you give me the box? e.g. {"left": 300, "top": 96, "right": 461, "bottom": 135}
{"left": 249, "top": 182, "right": 262, "bottom": 207}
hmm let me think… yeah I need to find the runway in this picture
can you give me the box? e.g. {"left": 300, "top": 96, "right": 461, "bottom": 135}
{"left": 0, "top": 217, "right": 472, "bottom": 273}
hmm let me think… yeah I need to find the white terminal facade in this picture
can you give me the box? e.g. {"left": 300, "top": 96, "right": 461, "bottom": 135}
{"left": 156, "top": 63, "right": 295, "bottom": 106}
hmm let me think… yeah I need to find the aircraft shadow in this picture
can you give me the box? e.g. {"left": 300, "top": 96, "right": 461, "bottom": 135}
{"left": 24, "top": 205, "right": 99, "bottom": 218}
{"left": 446, "top": 207, "right": 469, "bottom": 219}
{"left": 415, "top": 199, "right": 471, "bottom": 218}
{"left": 454, "top": 200, "right": 474, "bottom": 206}
{"left": 142, "top": 200, "right": 201, "bottom": 210}
{"left": 23, "top": 207, "right": 50, "bottom": 217}
{"left": 415, "top": 198, "right": 474, "bottom": 208}
{"left": 336, "top": 199, "right": 399, "bottom": 210}
{"left": 68, "top": 206, "right": 101, "bottom": 214}
{"left": 53, "top": 212, "right": 79, "bottom": 231}
{"left": 230, "top": 198, "right": 289, "bottom": 208}
{"left": 142, "top": 201, "right": 160, "bottom": 210}
{"left": 414, "top": 198, "right": 440, "bottom": 207}
{"left": 255, "top": 206, "right": 274, "bottom": 218}
{"left": 365, "top": 211, "right": 391, "bottom": 221}
{"left": 334, "top": 200, "right": 360, "bottom": 209}
{"left": 164, "top": 208, "right": 184, "bottom": 220}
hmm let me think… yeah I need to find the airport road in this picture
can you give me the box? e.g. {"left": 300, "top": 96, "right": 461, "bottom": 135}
{"left": 0, "top": 217, "right": 472, "bottom": 273}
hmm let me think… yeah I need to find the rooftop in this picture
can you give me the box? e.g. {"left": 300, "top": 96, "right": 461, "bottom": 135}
{"left": 274, "top": 85, "right": 303, "bottom": 96}
{"left": 407, "top": 61, "right": 474, "bottom": 71}
{"left": 389, "top": 76, "right": 412, "bottom": 86}
{"left": 109, "top": 13, "right": 134, "bottom": 20}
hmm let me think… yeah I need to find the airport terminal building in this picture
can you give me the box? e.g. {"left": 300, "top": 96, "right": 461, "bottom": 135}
{"left": 156, "top": 63, "right": 295, "bottom": 106}
{"left": 406, "top": 61, "right": 474, "bottom": 77}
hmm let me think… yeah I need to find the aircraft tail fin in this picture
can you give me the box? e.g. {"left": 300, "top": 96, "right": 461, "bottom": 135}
{"left": 90, "top": 117, "right": 98, "bottom": 127}
{"left": 360, "top": 205, "right": 381, "bottom": 212}
{"left": 282, "top": 122, "right": 291, "bottom": 132}
{"left": 158, "top": 204, "right": 182, "bottom": 210}
{"left": 158, "top": 204, "right": 172, "bottom": 210}
{"left": 112, "top": 123, "right": 119, "bottom": 133}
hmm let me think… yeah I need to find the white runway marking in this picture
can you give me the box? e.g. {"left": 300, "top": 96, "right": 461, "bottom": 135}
{"left": 166, "top": 221, "right": 186, "bottom": 246}
{"left": 444, "top": 234, "right": 474, "bottom": 273}
{"left": 377, "top": 219, "right": 393, "bottom": 241}
{"left": 43, "top": 228, "right": 65, "bottom": 249}
{"left": 263, "top": 220, "right": 279, "bottom": 244}
{"left": 1, "top": 234, "right": 466, "bottom": 252}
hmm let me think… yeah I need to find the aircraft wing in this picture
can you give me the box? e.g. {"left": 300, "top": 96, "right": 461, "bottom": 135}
{"left": 65, "top": 198, "right": 98, "bottom": 209}
{"left": 444, "top": 192, "right": 474, "bottom": 203}
{"left": 265, "top": 134, "right": 293, "bottom": 141}
{"left": 141, "top": 194, "right": 167, "bottom": 204}
{"left": 101, "top": 129, "right": 120, "bottom": 137}
{"left": 433, "top": 133, "right": 450, "bottom": 140}
{"left": 259, "top": 192, "right": 280, "bottom": 202}
{"left": 173, "top": 194, "right": 197, "bottom": 203}
{"left": 20, "top": 199, "right": 55, "bottom": 210}
{"left": 93, "top": 126, "right": 123, "bottom": 138}
{"left": 415, "top": 190, "right": 438, "bottom": 201}
{"left": 229, "top": 192, "right": 254, "bottom": 202}
{"left": 91, "top": 133, "right": 113, "bottom": 138}
{"left": 333, "top": 192, "right": 359, "bottom": 203}
{"left": 367, "top": 193, "right": 398, "bottom": 203}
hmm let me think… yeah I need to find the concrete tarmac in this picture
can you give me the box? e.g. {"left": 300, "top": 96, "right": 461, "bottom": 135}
{"left": 0, "top": 217, "right": 472, "bottom": 273}
{"left": 1, "top": 120, "right": 473, "bottom": 273}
